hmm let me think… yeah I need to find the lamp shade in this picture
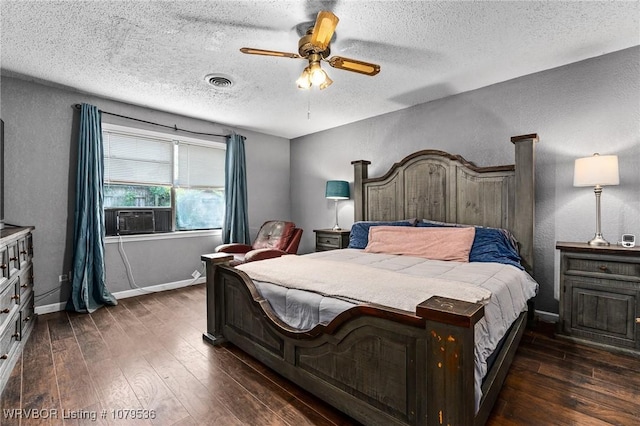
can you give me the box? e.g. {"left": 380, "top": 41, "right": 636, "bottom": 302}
{"left": 574, "top": 154, "right": 619, "bottom": 187}
{"left": 325, "top": 180, "right": 350, "bottom": 199}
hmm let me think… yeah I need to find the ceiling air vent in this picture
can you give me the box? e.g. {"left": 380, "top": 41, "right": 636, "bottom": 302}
{"left": 205, "top": 74, "right": 234, "bottom": 88}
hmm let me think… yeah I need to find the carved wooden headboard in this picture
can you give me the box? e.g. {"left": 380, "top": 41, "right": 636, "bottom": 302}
{"left": 352, "top": 134, "right": 538, "bottom": 272}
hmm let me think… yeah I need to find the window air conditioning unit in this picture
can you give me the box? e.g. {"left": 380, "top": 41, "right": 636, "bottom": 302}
{"left": 117, "top": 210, "right": 155, "bottom": 235}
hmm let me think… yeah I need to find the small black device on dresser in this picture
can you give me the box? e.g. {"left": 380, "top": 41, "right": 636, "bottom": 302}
{"left": 313, "top": 229, "right": 350, "bottom": 252}
{"left": 556, "top": 241, "right": 640, "bottom": 357}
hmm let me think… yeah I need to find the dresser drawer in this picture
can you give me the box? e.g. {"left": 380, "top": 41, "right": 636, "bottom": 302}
{"left": 0, "top": 247, "right": 7, "bottom": 284}
{"left": 18, "top": 237, "right": 30, "bottom": 269}
{"left": 317, "top": 234, "right": 341, "bottom": 248}
{"left": 6, "top": 242, "right": 19, "bottom": 277}
{"left": 566, "top": 257, "right": 640, "bottom": 279}
{"left": 0, "top": 315, "right": 20, "bottom": 363}
{"left": 17, "top": 265, "right": 33, "bottom": 300}
{"left": 26, "top": 233, "right": 34, "bottom": 259}
{"left": 19, "top": 295, "right": 35, "bottom": 340}
{"left": 0, "top": 278, "right": 18, "bottom": 318}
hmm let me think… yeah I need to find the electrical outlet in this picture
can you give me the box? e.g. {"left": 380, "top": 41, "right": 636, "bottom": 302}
{"left": 58, "top": 274, "right": 68, "bottom": 282}
{"left": 191, "top": 270, "right": 201, "bottom": 279}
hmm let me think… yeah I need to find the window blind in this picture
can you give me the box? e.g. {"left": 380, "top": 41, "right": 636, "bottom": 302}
{"left": 176, "top": 142, "right": 226, "bottom": 188}
{"left": 103, "top": 132, "right": 173, "bottom": 185}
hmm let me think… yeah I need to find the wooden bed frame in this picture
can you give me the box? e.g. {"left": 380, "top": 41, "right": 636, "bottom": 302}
{"left": 202, "top": 134, "right": 538, "bottom": 425}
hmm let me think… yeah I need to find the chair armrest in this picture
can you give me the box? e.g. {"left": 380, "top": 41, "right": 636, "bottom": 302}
{"left": 215, "top": 243, "right": 253, "bottom": 254}
{"left": 244, "top": 248, "right": 290, "bottom": 262}
{"left": 285, "top": 228, "right": 303, "bottom": 254}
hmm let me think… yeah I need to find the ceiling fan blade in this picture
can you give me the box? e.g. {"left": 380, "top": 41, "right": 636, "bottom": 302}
{"left": 310, "top": 11, "right": 339, "bottom": 51}
{"left": 240, "top": 47, "right": 301, "bottom": 59}
{"left": 303, "top": 1, "right": 340, "bottom": 20}
{"left": 328, "top": 56, "right": 380, "bottom": 76}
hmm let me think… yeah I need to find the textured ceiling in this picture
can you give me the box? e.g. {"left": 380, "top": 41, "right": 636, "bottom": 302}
{"left": 1, "top": 1, "right": 639, "bottom": 139}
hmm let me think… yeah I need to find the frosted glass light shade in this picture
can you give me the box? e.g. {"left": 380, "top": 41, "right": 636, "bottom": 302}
{"left": 296, "top": 67, "right": 311, "bottom": 89}
{"left": 310, "top": 63, "right": 327, "bottom": 85}
{"left": 574, "top": 154, "right": 619, "bottom": 187}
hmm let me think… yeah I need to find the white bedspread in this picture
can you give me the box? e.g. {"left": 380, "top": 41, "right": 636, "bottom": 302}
{"left": 237, "top": 249, "right": 539, "bottom": 410}
{"left": 238, "top": 254, "right": 492, "bottom": 312}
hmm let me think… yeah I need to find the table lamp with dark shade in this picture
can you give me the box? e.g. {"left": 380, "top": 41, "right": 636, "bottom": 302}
{"left": 325, "top": 180, "right": 350, "bottom": 230}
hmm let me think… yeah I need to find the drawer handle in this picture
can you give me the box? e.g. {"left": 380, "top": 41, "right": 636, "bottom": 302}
{"left": 598, "top": 265, "right": 609, "bottom": 272}
{"left": 19, "top": 250, "right": 27, "bottom": 255}
{"left": 23, "top": 316, "right": 31, "bottom": 322}
{"left": 10, "top": 295, "right": 19, "bottom": 301}
{"left": 21, "top": 283, "right": 28, "bottom": 288}
{"left": 1, "top": 308, "right": 9, "bottom": 314}
{"left": 12, "top": 332, "right": 20, "bottom": 339}
{"left": 0, "top": 354, "right": 7, "bottom": 360}
{"left": 636, "top": 318, "right": 640, "bottom": 324}
{"left": 9, "top": 257, "right": 17, "bottom": 262}
{"left": 0, "top": 264, "right": 6, "bottom": 270}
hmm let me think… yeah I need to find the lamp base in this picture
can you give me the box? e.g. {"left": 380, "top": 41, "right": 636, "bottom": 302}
{"left": 331, "top": 199, "right": 341, "bottom": 231}
{"left": 588, "top": 234, "right": 610, "bottom": 246}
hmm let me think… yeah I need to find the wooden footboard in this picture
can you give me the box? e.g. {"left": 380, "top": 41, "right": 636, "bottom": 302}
{"left": 201, "top": 253, "right": 526, "bottom": 426}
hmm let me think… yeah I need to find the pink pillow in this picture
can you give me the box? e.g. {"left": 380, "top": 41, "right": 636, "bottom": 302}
{"left": 364, "top": 226, "right": 475, "bottom": 262}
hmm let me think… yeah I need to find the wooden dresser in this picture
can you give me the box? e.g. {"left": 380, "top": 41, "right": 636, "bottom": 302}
{"left": 556, "top": 241, "right": 640, "bottom": 356}
{"left": 313, "top": 229, "right": 350, "bottom": 251}
{"left": 0, "top": 226, "right": 35, "bottom": 392}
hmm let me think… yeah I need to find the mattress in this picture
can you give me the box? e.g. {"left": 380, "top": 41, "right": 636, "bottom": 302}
{"left": 242, "top": 249, "right": 539, "bottom": 409}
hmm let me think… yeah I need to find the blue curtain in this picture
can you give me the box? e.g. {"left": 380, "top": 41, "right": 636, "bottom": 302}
{"left": 223, "top": 134, "right": 250, "bottom": 244}
{"left": 66, "top": 103, "right": 117, "bottom": 313}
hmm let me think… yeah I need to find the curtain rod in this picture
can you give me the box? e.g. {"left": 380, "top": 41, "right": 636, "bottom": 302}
{"left": 73, "top": 103, "right": 229, "bottom": 138}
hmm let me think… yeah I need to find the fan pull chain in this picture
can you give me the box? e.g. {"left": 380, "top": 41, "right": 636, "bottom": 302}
{"left": 307, "top": 90, "right": 312, "bottom": 120}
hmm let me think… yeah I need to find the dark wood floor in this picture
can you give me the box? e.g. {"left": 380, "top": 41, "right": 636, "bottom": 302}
{"left": 1, "top": 284, "right": 639, "bottom": 425}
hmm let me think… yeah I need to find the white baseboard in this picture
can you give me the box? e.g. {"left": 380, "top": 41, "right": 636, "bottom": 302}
{"left": 34, "top": 276, "right": 206, "bottom": 315}
{"left": 534, "top": 309, "right": 559, "bottom": 323}
{"left": 112, "top": 276, "right": 206, "bottom": 299}
{"left": 35, "top": 302, "right": 67, "bottom": 315}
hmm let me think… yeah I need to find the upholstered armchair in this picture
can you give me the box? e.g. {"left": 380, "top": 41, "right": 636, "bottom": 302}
{"left": 215, "top": 220, "right": 303, "bottom": 265}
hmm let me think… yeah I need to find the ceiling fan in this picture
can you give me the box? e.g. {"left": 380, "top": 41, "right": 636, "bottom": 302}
{"left": 240, "top": 10, "right": 380, "bottom": 90}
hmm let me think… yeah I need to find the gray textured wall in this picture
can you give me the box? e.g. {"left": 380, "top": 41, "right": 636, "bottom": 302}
{"left": 291, "top": 47, "right": 640, "bottom": 314}
{"left": 0, "top": 76, "right": 290, "bottom": 307}
{"left": 2, "top": 47, "right": 638, "bottom": 314}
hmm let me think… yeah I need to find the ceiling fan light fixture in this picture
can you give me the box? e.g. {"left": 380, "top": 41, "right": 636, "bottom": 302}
{"left": 296, "top": 67, "right": 312, "bottom": 89}
{"left": 319, "top": 74, "right": 333, "bottom": 90}
{"left": 309, "top": 62, "right": 328, "bottom": 86}
{"left": 240, "top": 11, "right": 380, "bottom": 89}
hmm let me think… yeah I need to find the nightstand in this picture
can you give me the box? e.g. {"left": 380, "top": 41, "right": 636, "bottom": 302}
{"left": 313, "top": 229, "right": 350, "bottom": 252}
{"left": 556, "top": 241, "right": 640, "bottom": 357}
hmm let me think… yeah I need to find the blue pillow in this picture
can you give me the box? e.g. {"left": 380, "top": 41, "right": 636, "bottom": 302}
{"left": 416, "top": 220, "right": 523, "bottom": 269}
{"left": 348, "top": 219, "right": 416, "bottom": 249}
{"left": 469, "top": 227, "right": 522, "bottom": 269}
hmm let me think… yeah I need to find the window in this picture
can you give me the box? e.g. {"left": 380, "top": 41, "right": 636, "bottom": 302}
{"left": 102, "top": 124, "right": 225, "bottom": 233}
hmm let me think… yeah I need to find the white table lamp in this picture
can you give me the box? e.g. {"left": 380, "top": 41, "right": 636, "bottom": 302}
{"left": 573, "top": 153, "right": 619, "bottom": 246}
